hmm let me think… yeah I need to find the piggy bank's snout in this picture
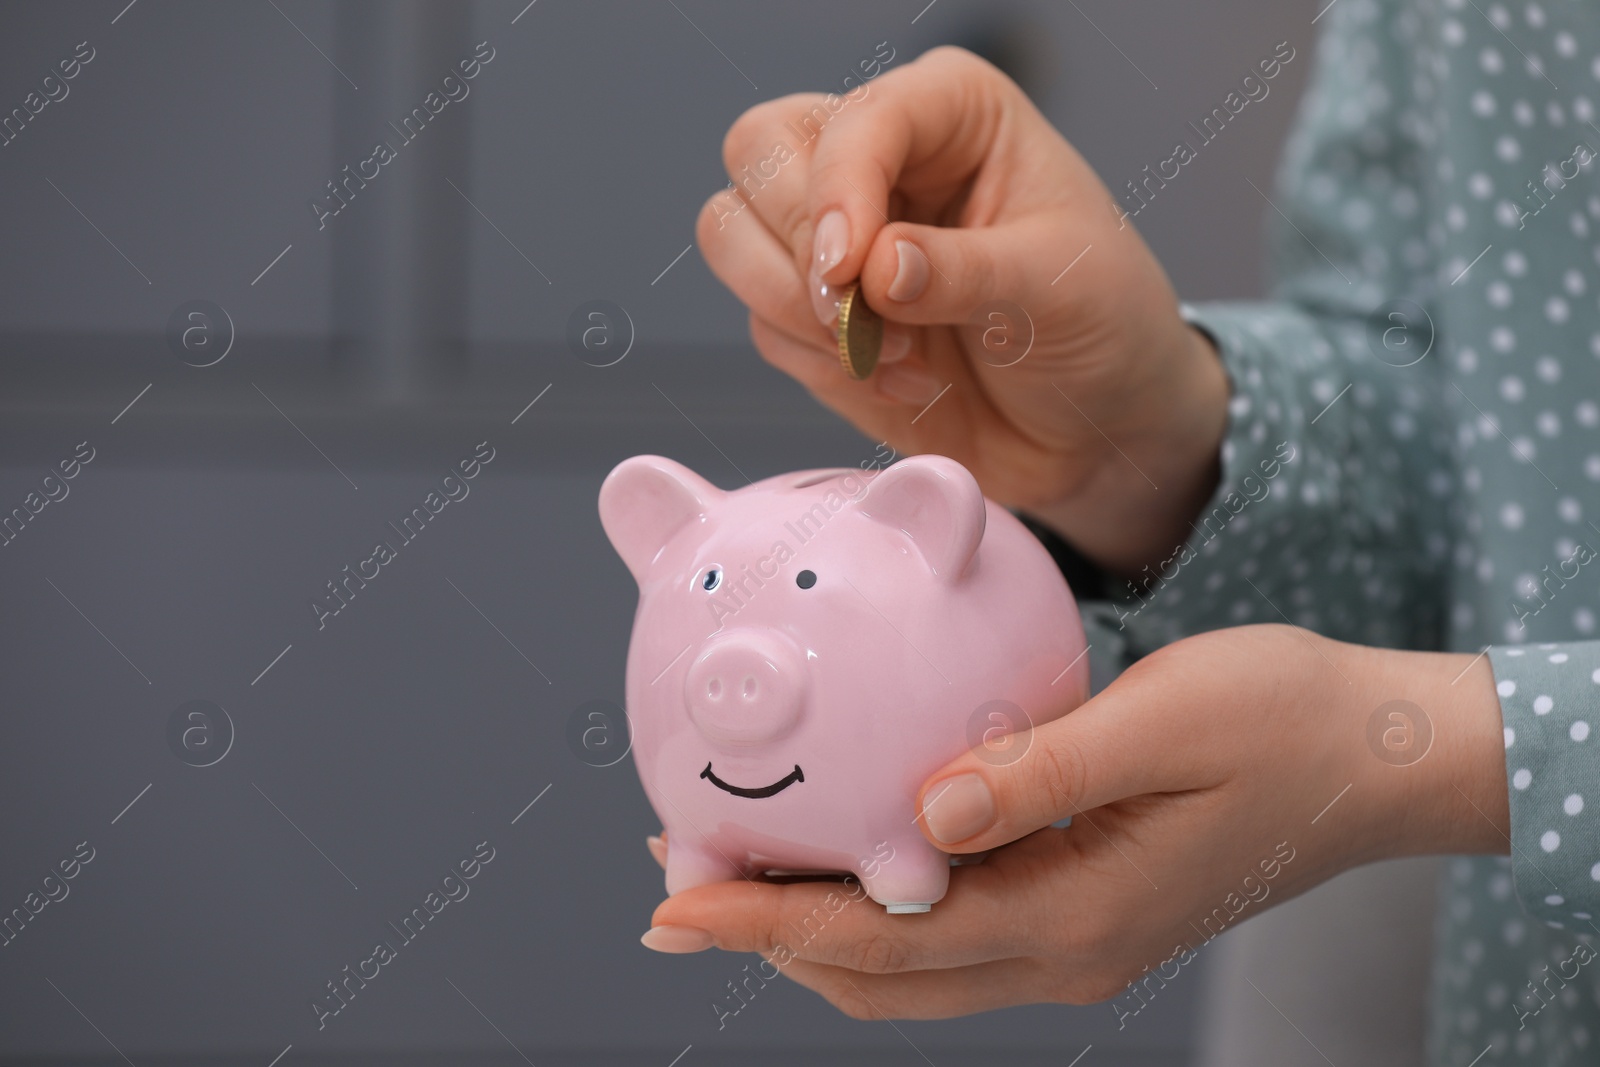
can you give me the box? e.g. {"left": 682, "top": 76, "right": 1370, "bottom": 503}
{"left": 684, "top": 631, "right": 806, "bottom": 744}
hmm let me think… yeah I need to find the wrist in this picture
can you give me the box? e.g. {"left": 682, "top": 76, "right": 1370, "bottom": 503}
{"left": 1027, "top": 323, "right": 1229, "bottom": 577}
{"left": 1339, "top": 642, "right": 1511, "bottom": 860}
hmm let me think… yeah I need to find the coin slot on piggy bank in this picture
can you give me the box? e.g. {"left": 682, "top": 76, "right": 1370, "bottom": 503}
{"left": 598, "top": 453, "right": 1089, "bottom": 912}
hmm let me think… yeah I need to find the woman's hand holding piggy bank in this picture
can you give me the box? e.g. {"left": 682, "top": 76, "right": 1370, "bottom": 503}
{"left": 640, "top": 627, "right": 1507, "bottom": 1021}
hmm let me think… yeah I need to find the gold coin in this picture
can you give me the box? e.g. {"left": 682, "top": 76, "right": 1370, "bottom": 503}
{"left": 836, "top": 282, "right": 883, "bottom": 380}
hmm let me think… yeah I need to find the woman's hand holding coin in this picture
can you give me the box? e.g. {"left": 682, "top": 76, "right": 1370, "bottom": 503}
{"left": 696, "top": 46, "right": 1229, "bottom": 576}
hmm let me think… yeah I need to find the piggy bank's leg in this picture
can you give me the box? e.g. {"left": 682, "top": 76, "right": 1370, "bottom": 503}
{"left": 861, "top": 838, "right": 950, "bottom": 914}
{"left": 664, "top": 836, "right": 745, "bottom": 896}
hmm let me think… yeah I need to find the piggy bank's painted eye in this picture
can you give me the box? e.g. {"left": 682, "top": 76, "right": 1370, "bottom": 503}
{"left": 702, "top": 567, "right": 723, "bottom": 591}
{"left": 796, "top": 569, "right": 817, "bottom": 589}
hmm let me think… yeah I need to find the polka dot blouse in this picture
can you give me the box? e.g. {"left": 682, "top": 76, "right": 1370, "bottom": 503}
{"left": 1072, "top": 1, "right": 1600, "bottom": 1061}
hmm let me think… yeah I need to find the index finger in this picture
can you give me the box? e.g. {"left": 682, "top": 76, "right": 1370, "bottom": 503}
{"left": 646, "top": 840, "right": 1056, "bottom": 974}
{"left": 805, "top": 46, "right": 1016, "bottom": 288}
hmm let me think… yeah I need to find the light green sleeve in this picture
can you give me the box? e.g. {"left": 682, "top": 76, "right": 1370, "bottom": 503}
{"left": 1490, "top": 644, "right": 1600, "bottom": 922}
{"left": 1075, "top": 0, "right": 1453, "bottom": 682}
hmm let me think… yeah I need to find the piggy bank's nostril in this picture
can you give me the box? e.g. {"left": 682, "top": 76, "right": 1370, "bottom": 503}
{"left": 707, "top": 678, "right": 722, "bottom": 700}
{"left": 742, "top": 675, "right": 757, "bottom": 700}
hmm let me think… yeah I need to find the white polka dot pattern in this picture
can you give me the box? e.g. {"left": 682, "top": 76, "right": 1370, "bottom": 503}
{"left": 1067, "top": 1, "right": 1600, "bottom": 1061}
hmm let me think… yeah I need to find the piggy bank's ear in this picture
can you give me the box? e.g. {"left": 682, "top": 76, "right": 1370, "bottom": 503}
{"left": 856, "top": 455, "right": 985, "bottom": 581}
{"left": 599, "top": 456, "right": 721, "bottom": 583}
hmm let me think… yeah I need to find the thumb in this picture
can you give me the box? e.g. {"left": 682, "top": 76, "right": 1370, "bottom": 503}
{"left": 913, "top": 681, "right": 1177, "bottom": 853}
{"left": 857, "top": 217, "right": 1081, "bottom": 328}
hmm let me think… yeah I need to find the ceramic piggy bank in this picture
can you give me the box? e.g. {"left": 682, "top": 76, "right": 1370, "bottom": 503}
{"left": 598, "top": 453, "right": 1089, "bottom": 912}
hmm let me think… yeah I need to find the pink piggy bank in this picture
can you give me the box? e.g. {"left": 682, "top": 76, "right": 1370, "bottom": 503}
{"left": 598, "top": 453, "right": 1089, "bottom": 912}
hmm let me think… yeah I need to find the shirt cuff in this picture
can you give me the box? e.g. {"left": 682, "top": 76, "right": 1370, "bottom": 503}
{"left": 1490, "top": 641, "right": 1600, "bottom": 928}
{"left": 1106, "top": 301, "right": 1332, "bottom": 651}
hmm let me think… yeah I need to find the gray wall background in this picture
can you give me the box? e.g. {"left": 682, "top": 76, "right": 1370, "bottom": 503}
{"left": 0, "top": 1, "right": 1312, "bottom": 1063}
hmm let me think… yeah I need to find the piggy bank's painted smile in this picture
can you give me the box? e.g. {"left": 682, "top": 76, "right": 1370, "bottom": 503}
{"left": 700, "top": 761, "right": 804, "bottom": 799}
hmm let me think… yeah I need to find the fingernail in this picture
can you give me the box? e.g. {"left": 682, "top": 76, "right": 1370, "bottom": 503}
{"left": 809, "top": 265, "right": 841, "bottom": 326}
{"left": 646, "top": 834, "right": 668, "bottom": 870}
{"left": 922, "top": 773, "right": 995, "bottom": 844}
{"left": 813, "top": 210, "right": 849, "bottom": 276}
{"left": 878, "top": 364, "right": 942, "bottom": 404}
{"left": 879, "top": 322, "right": 913, "bottom": 364}
{"left": 887, "top": 240, "right": 930, "bottom": 302}
{"left": 640, "top": 925, "right": 715, "bottom": 953}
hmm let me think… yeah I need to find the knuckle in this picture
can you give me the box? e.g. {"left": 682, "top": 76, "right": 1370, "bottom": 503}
{"left": 1035, "top": 951, "right": 1129, "bottom": 1006}
{"left": 722, "top": 98, "right": 802, "bottom": 179}
{"left": 694, "top": 192, "right": 732, "bottom": 245}
{"left": 1127, "top": 637, "right": 1182, "bottom": 679}
{"left": 1139, "top": 624, "right": 1310, "bottom": 684}
{"left": 721, "top": 106, "right": 768, "bottom": 176}
{"left": 1026, "top": 957, "right": 1114, "bottom": 1006}
{"left": 848, "top": 931, "right": 914, "bottom": 975}
{"left": 1041, "top": 969, "right": 1096, "bottom": 1005}
{"left": 707, "top": 187, "right": 753, "bottom": 234}
{"left": 1064, "top": 914, "right": 1111, "bottom": 960}
{"left": 809, "top": 155, "right": 854, "bottom": 196}
{"left": 829, "top": 984, "right": 882, "bottom": 1021}
{"left": 1078, "top": 972, "right": 1133, "bottom": 1005}
{"left": 1029, "top": 733, "right": 1089, "bottom": 814}
{"left": 761, "top": 917, "right": 795, "bottom": 964}
{"left": 748, "top": 314, "right": 821, "bottom": 369}
{"left": 782, "top": 207, "right": 814, "bottom": 263}
{"left": 1125, "top": 631, "right": 1212, "bottom": 689}
{"left": 920, "top": 45, "right": 1005, "bottom": 92}
{"left": 922, "top": 44, "right": 982, "bottom": 71}
{"left": 748, "top": 316, "right": 788, "bottom": 370}
{"left": 1262, "top": 620, "right": 1318, "bottom": 654}
{"left": 747, "top": 311, "right": 770, "bottom": 345}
